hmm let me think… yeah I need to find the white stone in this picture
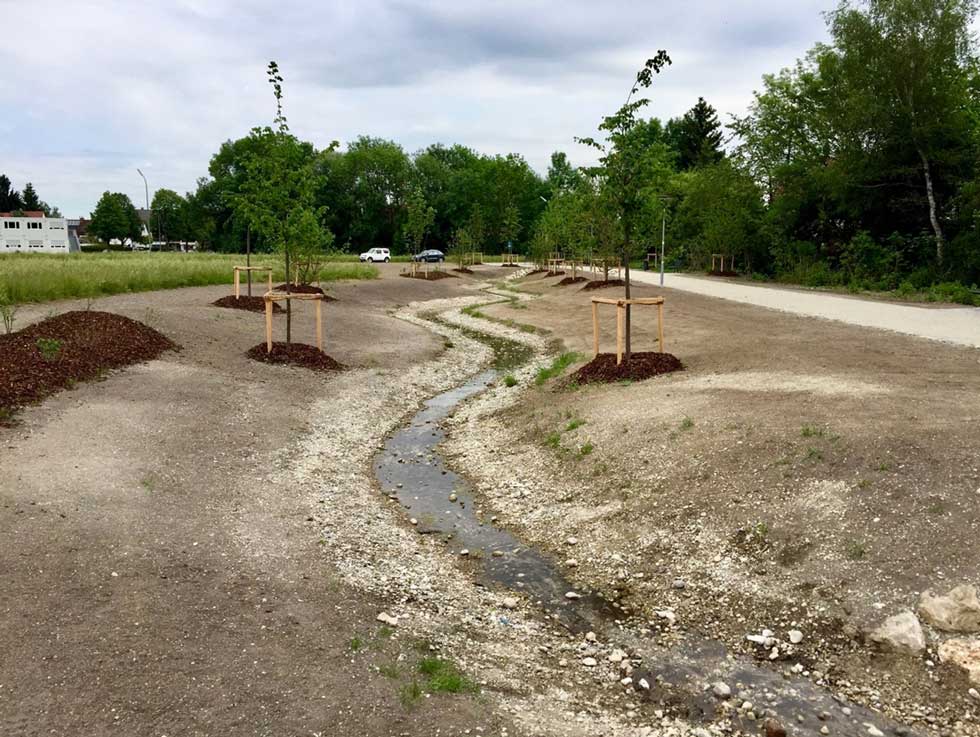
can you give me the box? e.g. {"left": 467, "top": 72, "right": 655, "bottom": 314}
{"left": 460, "top": 549, "right": 469, "bottom": 556}
{"left": 638, "top": 678, "right": 650, "bottom": 690}
{"left": 565, "top": 558, "right": 578, "bottom": 567}
{"left": 502, "top": 597, "right": 519, "bottom": 610}
{"left": 788, "top": 629, "right": 804, "bottom": 644}
{"left": 376, "top": 612, "right": 399, "bottom": 627}
{"left": 864, "top": 725, "right": 884, "bottom": 737}
{"left": 585, "top": 631, "right": 597, "bottom": 642}
{"left": 608, "top": 649, "right": 627, "bottom": 663}
{"left": 582, "top": 657, "right": 598, "bottom": 667}
{"left": 938, "top": 638, "right": 980, "bottom": 686}
{"left": 620, "top": 676, "right": 633, "bottom": 686}
{"left": 869, "top": 610, "right": 925, "bottom": 655}
{"left": 919, "top": 585, "right": 980, "bottom": 632}
{"left": 712, "top": 681, "right": 732, "bottom": 699}
{"left": 565, "top": 537, "right": 578, "bottom": 545}
{"left": 968, "top": 687, "right": 979, "bottom": 700}
{"left": 565, "top": 591, "right": 581, "bottom": 600}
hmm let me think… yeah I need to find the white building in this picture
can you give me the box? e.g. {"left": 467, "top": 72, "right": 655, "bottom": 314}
{"left": 1, "top": 211, "right": 70, "bottom": 253}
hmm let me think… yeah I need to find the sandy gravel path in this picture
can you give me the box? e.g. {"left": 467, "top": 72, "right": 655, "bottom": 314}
{"left": 629, "top": 271, "right": 980, "bottom": 348}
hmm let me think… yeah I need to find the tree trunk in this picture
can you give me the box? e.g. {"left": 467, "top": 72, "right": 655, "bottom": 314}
{"left": 246, "top": 225, "right": 252, "bottom": 298}
{"left": 917, "top": 147, "right": 945, "bottom": 265}
{"left": 285, "top": 249, "right": 292, "bottom": 343}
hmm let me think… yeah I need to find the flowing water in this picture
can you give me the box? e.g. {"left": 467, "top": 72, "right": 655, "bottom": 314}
{"left": 373, "top": 369, "right": 924, "bottom": 737}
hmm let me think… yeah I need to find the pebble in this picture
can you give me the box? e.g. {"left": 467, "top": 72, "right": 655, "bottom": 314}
{"left": 820, "top": 728, "right": 829, "bottom": 735}
{"left": 582, "top": 657, "right": 598, "bottom": 667}
{"left": 969, "top": 687, "right": 980, "bottom": 701}
{"left": 501, "top": 597, "right": 518, "bottom": 610}
{"left": 608, "top": 649, "right": 626, "bottom": 663}
{"left": 460, "top": 549, "right": 469, "bottom": 556}
{"left": 712, "top": 681, "right": 732, "bottom": 699}
{"left": 565, "top": 537, "right": 578, "bottom": 546}
{"left": 410, "top": 518, "right": 418, "bottom": 526}
{"left": 565, "top": 591, "right": 581, "bottom": 600}
{"left": 565, "top": 559, "right": 578, "bottom": 568}
{"left": 672, "top": 578, "right": 686, "bottom": 590}
{"left": 376, "top": 612, "right": 399, "bottom": 627}
{"left": 448, "top": 493, "right": 457, "bottom": 502}
{"left": 638, "top": 678, "right": 650, "bottom": 690}
{"left": 864, "top": 725, "right": 884, "bottom": 737}
{"left": 788, "top": 629, "right": 804, "bottom": 644}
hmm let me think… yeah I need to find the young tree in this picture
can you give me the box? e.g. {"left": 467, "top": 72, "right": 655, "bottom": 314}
{"left": 22, "top": 182, "right": 42, "bottom": 211}
{"left": 500, "top": 203, "right": 521, "bottom": 256}
{"left": 89, "top": 192, "right": 143, "bottom": 245}
{"left": 402, "top": 186, "right": 435, "bottom": 256}
{"left": 577, "top": 51, "right": 673, "bottom": 360}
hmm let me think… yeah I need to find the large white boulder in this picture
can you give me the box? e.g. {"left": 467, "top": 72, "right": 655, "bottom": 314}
{"left": 869, "top": 610, "right": 926, "bottom": 655}
{"left": 919, "top": 584, "right": 980, "bottom": 632}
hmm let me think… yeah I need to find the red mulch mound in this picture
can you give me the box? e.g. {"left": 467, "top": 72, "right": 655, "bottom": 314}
{"left": 0, "top": 311, "right": 177, "bottom": 416}
{"left": 213, "top": 295, "right": 283, "bottom": 313}
{"left": 555, "top": 276, "right": 589, "bottom": 286}
{"left": 274, "top": 283, "right": 325, "bottom": 295}
{"left": 570, "top": 352, "right": 682, "bottom": 384}
{"left": 245, "top": 342, "right": 345, "bottom": 372}
{"left": 546, "top": 271, "right": 565, "bottom": 277}
{"left": 582, "top": 279, "right": 628, "bottom": 291}
{"left": 526, "top": 269, "right": 548, "bottom": 276}
{"left": 501, "top": 263, "right": 522, "bottom": 268}
{"left": 452, "top": 267, "right": 474, "bottom": 274}
{"left": 399, "top": 271, "right": 456, "bottom": 280}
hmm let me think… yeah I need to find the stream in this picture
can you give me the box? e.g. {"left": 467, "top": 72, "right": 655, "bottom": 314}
{"left": 373, "top": 367, "right": 924, "bottom": 737}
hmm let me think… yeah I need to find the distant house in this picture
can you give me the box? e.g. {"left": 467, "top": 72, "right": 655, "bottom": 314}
{"left": 0, "top": 211, "right": 70, "bottom": 253}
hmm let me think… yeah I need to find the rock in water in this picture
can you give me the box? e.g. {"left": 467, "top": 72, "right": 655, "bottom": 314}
{"left": 919, "top": 584, "right": 980, "bottom": 632}
{"left": 869, "top": 610, "right": 925, "bottom": 655}
{"left": 712, "top": 681, "right": 732, "bottom": 699}
{"left": 938, "top": 638, "right": 980, "bottom": 686}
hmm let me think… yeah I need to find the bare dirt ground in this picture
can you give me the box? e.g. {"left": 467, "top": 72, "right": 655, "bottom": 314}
{"left": 443, "top": 271, "right": 980, "bottom": 735}
{"left": 0, "top": 267, "right": 522, "bottom": 737}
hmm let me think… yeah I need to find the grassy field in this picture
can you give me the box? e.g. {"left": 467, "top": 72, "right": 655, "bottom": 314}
{"left": 0, "top": 252, "right": 378, "bottom": 304}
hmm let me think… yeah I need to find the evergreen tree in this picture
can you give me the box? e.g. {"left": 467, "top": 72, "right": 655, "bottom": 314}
{"left": 0, "top": 175, "right": 23, "bottom": 212}
{"left": 22, "top": 182, "right": 41, "bottom": 211}
{"left": 675, "top": 97, "right": 724, "bottom": 170}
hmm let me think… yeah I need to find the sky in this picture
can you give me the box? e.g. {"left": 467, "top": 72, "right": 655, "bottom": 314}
{"left": 0, "top": 0, "right": 844, "bottom": 217}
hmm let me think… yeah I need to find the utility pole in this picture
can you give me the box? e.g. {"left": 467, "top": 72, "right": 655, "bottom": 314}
{"left": 137, "top": 168, "right": 150, "bottom": 245}
{"left": 658, "top": 196, "right": 673, "bottom": 288}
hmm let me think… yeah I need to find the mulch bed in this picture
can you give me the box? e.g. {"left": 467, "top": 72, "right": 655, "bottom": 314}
{"left": 582, "top": 279, "right": 628, "bottom": 291}
{"left": 570, "top": 352, "right": 683, "bottom": 384}
{"left": 546, "top": 271, "right": 565, "bottom": 277}
{"left": 526, "top": 269, "right": 548, "bottom": 276}
{"left": 555, "top": 276, "right": 589, "bottom": 286}
{"left": 707, "top": 270, "right": 739, "bottom": 278}
{"left": 500, "top": 263, "right": 522, "bottom": 268}
{"left": 452, "top": 267, "right": 475, "bottom": 274}
{"left": 274, "top": 283, "right": 325, "bottom": 295}
{"left": 245, "top": 342, "right": 345, "bottom": 372}
{"left": 0, "top": 310, "right": 177, "bottom": 416}
{"left": 399, "top": 271, "right": 456, "bottom": 280}
{"left": 213, "top": 295, "right": 283, "bottom": 313}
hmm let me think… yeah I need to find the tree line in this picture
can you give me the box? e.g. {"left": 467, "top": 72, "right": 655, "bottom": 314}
{"left": 0, "top": 176, "right": 61, "bottom": 217}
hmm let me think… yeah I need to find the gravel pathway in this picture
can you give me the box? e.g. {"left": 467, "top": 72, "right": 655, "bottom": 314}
{"left": 629, "top": 271, "right": 980, "bottom": 348}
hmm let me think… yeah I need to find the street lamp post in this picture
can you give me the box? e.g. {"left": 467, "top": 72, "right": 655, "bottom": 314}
{"left": 657, "top": 196, "right": 674, "bottom": 288}
{"left": 136, "top": 168, "right": 150, "bottom": 245}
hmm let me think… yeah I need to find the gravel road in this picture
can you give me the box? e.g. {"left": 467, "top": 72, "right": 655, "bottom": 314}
{"left": 629, "top": 271, "right": 980, "bottom": 348}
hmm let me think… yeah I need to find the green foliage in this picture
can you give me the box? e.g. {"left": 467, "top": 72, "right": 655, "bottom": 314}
{"left": 416, "top": 657, "right": 478, "bottom": 694}
{"left": 503, "top": 375, "right": 518, "bottom": 387}
{"left": 534, "top": 352, "right": 581, "bottom": 385}
{"left": 35, "top": 338, "right": 62, "bottom": 362}
{"left": 0, "top": 285, "right": 17, "bottom": 334}
{"left": 0, "top": 252, "right": 376, "bottom": 303}
{"left": 149, "top": 188, "right": 189, "bottom": 242}
{"left": 89, "top": 191, "right": 144, "bottom": 245}
{"left": 402, "top": 186, "right": 436, "bottom": 255}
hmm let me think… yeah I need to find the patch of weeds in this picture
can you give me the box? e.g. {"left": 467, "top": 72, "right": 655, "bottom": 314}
{"left": 35, "top": 337, "right": 63, "bottom": 362}
{"left": 535, "top": 352, "right": 581, "bottom": 385}
{"left": 846, "top": 540, "right": 867, "bottom": 560}
{"left": 503, "top": 375, "right": 518, "bottom": 387}
{"left": 579, "top": 442, "right": 594, "bottom": 457}
{"left": 876, "top": 462, "right": 892, "bottom": 472}
{"left": 444, "top": 340, "right": 454, "bottom": 349}
{"left": 856, "top": 478, "right": 871, "bottom": 490}
{"left": 544, "top": 431, "right": 562, "bottom": 449}
{"left": 565, "top": 418, "right": 586, "bottom": 432}
{"left": 617, "top": 379, "right": 634, "bottom": 387}
{"left": 378, "top": 662, "right": 400, "bottom": 679}
{"left": 774, "top": 456, "right": 791, "bottom": 466}
{"left": 679, "top": 416, "right": 694, "bottom": 431}
{"left": 140, "top": 476, "right": 155, "bottom": 492}
{"left": 350, "top": 636, "right": 364, "bottom": 652}
{"left": 805, "top": 447, "right": 823, "bottom": 461}
{"left": 399, "top": 680, "right": 423, "bottom": 707}
{"left": 927, "top": 499, "right": 946, "bottom": 515}
{"left": 417, "top": 657, "right": 479, "bottom": 695}
{"left": 800, "top": 424, "right": 825, "bottom": 438}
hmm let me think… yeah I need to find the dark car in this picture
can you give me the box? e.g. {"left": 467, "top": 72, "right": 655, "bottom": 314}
{"left": 413, "top": 249, "right": 445, "bottom": 262}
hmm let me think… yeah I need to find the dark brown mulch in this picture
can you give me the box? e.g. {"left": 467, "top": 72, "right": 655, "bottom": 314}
{"left": 526, "top": 269, "right": 548, "bottom": 276}
{"left": 571, "top": 352, "right": 682, "bottom": 384}
{"left": 0, "top": 311, "right": 177, "bottom": 416}
{"left": 555, "top": 276, "right": 589, "bottom": 286}
{"left": 399, "top": 271, "right": 457, "bottom": 281}
{"left": 274, "top": 283, "right": 325, "bottom": 295}
{"left": 500, "top": 263, "right": 522, "bottom": 268}
{"left": 707, "top": 270, "right": 739, "bottom": 278}
{"left": 452, "top": 267, "right": 474, "bottom": 274}
{"left": 546, "top": 271, "right": 565, "bottom": 277}
{"left": 245, "top": 342, "right": 345, "bottom": 372}
{"left": 213, "top": 295, "right": 284, "bottom": 313}
{"left": 582, "top": 279, "right": 628, "bottom": 291}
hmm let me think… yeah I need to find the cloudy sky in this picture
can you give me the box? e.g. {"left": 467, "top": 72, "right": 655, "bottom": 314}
{"left": 1, "top": 0, "right": 842, "bottom": 217}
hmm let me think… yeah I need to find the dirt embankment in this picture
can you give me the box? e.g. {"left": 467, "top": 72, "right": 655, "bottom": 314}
{"left": 441, "top": 274, "right": 980, "bottom": 735}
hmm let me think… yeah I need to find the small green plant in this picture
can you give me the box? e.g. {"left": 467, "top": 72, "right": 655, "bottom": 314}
{"left": 856, "top": 478, "right": 871, "bottom": 490}
{"left": 846, "top": 540, "right": 867, "bottom": 560}
{"left": 805, "top": 447, "right": 823, "bottom": 461}
{"left": 36, "top": 337, "right": 63, "bottom": 362}
{"left": 378, "top": 662, "right": 400, "bottom": 678}
{"left": 565, "top": 418, "right": 586, "bottom": 432}
{"left": 579, "top": 442, "right": 594, "bottom": 457}
{"left": 503, "top": 375, "right": 518, "bottom": 387}
{"left": 0, "top": 286, "right": 18, "bottom": 334}
{"left": 876, "top": 462, "right": 891, "bottom": 472}
{"left": 535, "top": 352, "right": 581, "bottom": 385}
{"left": 679, "top": 416, "right": 694, "bottom": 431}
{"left": 754, "top": 521, "right": 770, "bottom": 538}
{"left": 800, "top": 424, "right": 825, "bottom": 438}
{"left": 544, "top": 431, "right": 562, "bottom": 449}
{"left": 350, "top": 636, "right": 364, "bottom": 652}
{"left": 417, "top": 657, "right": 478, "bottom": 694}
{"left": 399, "top": 680, "right": 423, "bottom": 707}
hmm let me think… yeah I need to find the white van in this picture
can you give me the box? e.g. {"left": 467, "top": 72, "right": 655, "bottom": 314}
{"left": 359, "top": 247, "right": 391, "bottom": 263}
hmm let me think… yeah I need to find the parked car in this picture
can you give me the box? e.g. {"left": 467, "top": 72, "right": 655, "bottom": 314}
{"left": 413, "top": 249, "right": 445, "bottom": 262}
{"left": 359, "top": 247, "right": 391, "bottom": 263}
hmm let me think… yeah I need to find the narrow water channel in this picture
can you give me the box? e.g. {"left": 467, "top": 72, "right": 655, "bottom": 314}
{"left": 373, "top": 368, "right": 924, "bottom": 737}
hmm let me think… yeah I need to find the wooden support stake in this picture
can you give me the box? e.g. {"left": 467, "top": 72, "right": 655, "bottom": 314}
{"left": 592, "top": 300, "right": 599, "bottom": 358}
{"left": 315, "top": 299, "right": 323, "bottom": 351}
{"left": 616, "top": 304, "right": 624, "bottom": 365}
{"left": 234, "top": 268, "right": 241, "bottom": 300}
{"left": 267, "top": 270, "right": 272, "bottom": 294}
{"left": 657, "top": 302, "right": 665, "bottom": 353}
{"left": 265, "top": 298, "right": 273, "bottom": 354}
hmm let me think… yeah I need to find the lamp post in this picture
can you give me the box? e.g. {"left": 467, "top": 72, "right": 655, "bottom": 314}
{"left": 657, "top": 196, "right": 674, "bottom": 287}
{"left": 136, "top": 168, "right": 150, "bottom": 244}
